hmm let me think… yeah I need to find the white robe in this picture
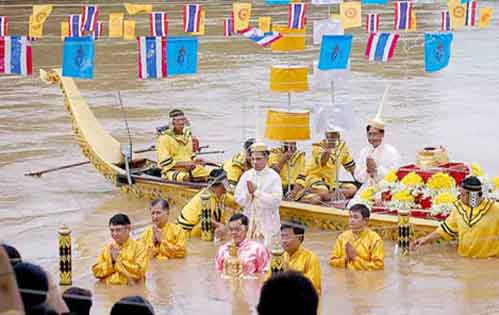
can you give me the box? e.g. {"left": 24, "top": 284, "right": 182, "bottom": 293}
{"left": 354, "top": 143, "right": 401, "bottom": 188}
{"left": 235, "top": 167, "right": 283, "bottom": 246}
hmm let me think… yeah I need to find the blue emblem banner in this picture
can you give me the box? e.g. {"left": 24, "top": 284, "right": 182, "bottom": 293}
{"left": 62, "top": 36, "right": 95, "bottom": 79}
{"left": 318, "top": 34, "right": 353, "bottom": 70}
{"left": 167, "top": 37, "right": 198, "bottom": 76}
{"left": 424, "top": 32, "right": 453, "bottom": 73}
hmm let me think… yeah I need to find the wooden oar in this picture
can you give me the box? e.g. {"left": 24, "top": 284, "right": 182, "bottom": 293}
{"left": 25, "top": 145, "right": 156, "bottom": 177}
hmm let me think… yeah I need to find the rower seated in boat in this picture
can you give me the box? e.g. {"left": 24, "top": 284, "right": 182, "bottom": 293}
{"left": 156, "top": 109, "right": 209, "bottom": 182}
{"left": 176, "top": 169, "right": 240, "bottom": 240}
{"left": 268, "top": 142, "right": 306, "bottom": 196}
{"left": 288, "top": 131, "right": 357, "bottom": 205}
{"left": 412, "top": 176, "right": 499, "bottom": 258}
{"left": 222, "top": 138, "right": 255, "bottom": 194}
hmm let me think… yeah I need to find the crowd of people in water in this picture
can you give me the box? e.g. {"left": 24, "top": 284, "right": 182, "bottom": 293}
{"left": 2, "top": 107, "right": 498, "bottom": 315}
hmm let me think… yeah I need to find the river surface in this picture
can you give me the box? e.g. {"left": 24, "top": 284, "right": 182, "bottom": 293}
{"left": 1, "top": 0, "right": 499, "bottom": 314}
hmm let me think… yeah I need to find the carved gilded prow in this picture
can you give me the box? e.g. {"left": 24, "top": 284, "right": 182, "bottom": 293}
{"left": 41, "top": 69, "right": 125, "bottom": 183}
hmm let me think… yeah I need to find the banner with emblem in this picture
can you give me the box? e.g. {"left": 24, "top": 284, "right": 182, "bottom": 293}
{"left": 478, "top": 7, "right": 493, "bottom": 28}
{"left": 28, "top": 16, "right": 44, "bottom": 38}
{"left": 318, "top": 34, "right": 353, "bottom": 70}
{"left": 0, "top": 36, "right": 32, "bottom": 76}
{"left": 340, "top": 2, "right": 362, "bottom": 29}
{"left": 123, "top": 20, "right": 136, "bottom": 40}
{"left": 109, "top": 13, "right": 124, "bottom": 37}
{"left": 424, "top": 32, "right": 453, "bottom": 73}
{"left": 62, "top": 36, "right": 95, "bottom": 79}
{"left": 233, "top": 3, "right": 252, "bottom": 32}
{"left": 31, "top": 5, "right": 52, "bottom": 28}
{"left": 448, "top": 3, "right": 466, "bottom": 29}
{"left": 167, "top": 37, "right": 198, "bottom": 76}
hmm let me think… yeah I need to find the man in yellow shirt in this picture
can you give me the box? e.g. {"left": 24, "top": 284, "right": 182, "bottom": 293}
{"left": 412, "top": 176, "right": 499, "bottom": 258}
{"left": 329, "top": 204, "right": 384, "bottom": 271}
{"left": 176, "top": 169, "right": 239, "bottom": 238}
{"left": 140, "top": 198, "right": 187, "bottom": 260}
{"left": 279, "top": 222, "right": 321, "bottom": 294}
{"left": 223, "top": 138, "right": 255, "bottom": 193}
{"left": 156, "top": 109, "right": 209, "bottom": 182}
{"left": 290, "top": 131, "right": 357, "bottom": 204}
{"left": 92, "top": 214, "right": 148, "bottom": 285}
{"left": 269, "top": 142, "right": 306, "bottom": 195}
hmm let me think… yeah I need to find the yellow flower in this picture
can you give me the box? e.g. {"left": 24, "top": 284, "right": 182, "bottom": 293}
{"left": 392, "top": 190, "right": 414, "bottom": 203}
{"left": 434, "top": 192, "right": 457, "bottom": 205}
{"left": 427, "top": 172, "right": 456, "bottom": 190}
{"left": 384, "top": 170, "right": 398, "bottom": 183}
{"left": 492, "top": 176, "right": 499, "bottom": 190}
{"left": 471, "top": 163, "right": 485, "bottom": 177}
{"left": 360, "top": 186, "right": 376, "bottom": 201}
{"left": 400, "top": 172, "right": 423, "bottom": 187}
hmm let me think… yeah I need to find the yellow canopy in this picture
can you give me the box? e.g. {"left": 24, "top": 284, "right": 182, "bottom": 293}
{"left": 265, "top": 109, "right": 310, "bottom": 141}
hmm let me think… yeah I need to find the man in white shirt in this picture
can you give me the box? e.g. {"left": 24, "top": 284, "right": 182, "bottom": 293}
{"left": 235, "top": 142, "right": 283, "bottom": 247}
{"left": 354, "top": 113, "right": 401, "bottom": 191}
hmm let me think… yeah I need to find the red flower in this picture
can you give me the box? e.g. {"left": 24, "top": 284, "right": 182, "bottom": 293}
{"left": 420, "top": 196, "right": 432, "bottom": 209}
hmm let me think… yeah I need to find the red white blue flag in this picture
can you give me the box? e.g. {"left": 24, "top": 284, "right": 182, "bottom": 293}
{"left": 224, "top": 17, "right": 235, "bottom": 37}
{"left": 183, "top": 4, "right": 202, "bottom": 33}
{"left": 239, "top": 27, "right": 283, "bottom": 47}
{"left": 68, "top": 15, "right": 83, "bottom": 37}
{"left": 0, "top": 36, "right": 33, "bottom": 76}
{"left": 288, "top": 3, "right": 307, "bottom": 29}
{"left": 465, "top": 1, "right": 477, "bottom": 26}
{"left": 365, "top": 32, "right": 399, "bottom": 62}
{"left": 93, "top": 21, "right": 103, "bottom": 40}
{"left": 0, "top": 16, "right": 7, "bottom": 36}
{"left": 394, "top": 1, "right": 412, "bottom": 30}
{"left": 150, "top": 12, "right": 168, "bottom": 36}
{"left": 137, "top": 36, "right": 167, "bottom": 79}
{"left": 366, "top": 13, "right": 379, "bottom": 33}
{"left": 82, "top": 5, "right": 100, "bottom": 32}
{"left": 440, "top": 11, "right": 451, "bottom": 31}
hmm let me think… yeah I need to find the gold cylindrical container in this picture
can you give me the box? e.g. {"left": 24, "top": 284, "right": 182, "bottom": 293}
{"left": 270, "top": 244, "right": 286, "bottom": 276}
{"left": 58, "top": 224, "right": 72, "bottom": 285}
{"left": 397, "top": 211, "right": 411, "bottom": 256}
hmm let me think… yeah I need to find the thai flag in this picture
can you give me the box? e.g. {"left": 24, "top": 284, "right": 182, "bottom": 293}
{"left": 365, "top": 32, "right": 399, "bottom": 62}
{"left": 82, "top": 5, "right": 100, "bottom": 33}
{"left": 394, "top": 1, "right": 412, "bottom": 30}
{"left": 68, "top": 15, "right": 83, "bottom": 37}
{"left": 0, "top": 16, "right": 7, "bottom": 36}
{"left": 465, "top": 1, "right": 477, "bottom": 26}
{"left": 93, "top": 22, "right": 103, "bottom": 40}
{"left": 137, "top": 36, "right": 167, "bottom": 79}
{"left": 288, "top": 3, "right": 307, "bottom": 29}
{"left": 366, "top": 13, "right": 379, "bottom": 33}
{"left": 0, "top": 36, "right": 33, "bottom": 76}
{"left": 183, "top": 4, "right": 202, "bottom": 33}
{"left": 224, "top": 17, "right": 235, "bottom": 37}
{"left": 440, "top": 11, "right": 451, "bottom": 31}
{"left": 150, "top": 12, "right": 168, "bottom": 36}
{"left": 239, "top": 27, "right": 282, "bottom": 47}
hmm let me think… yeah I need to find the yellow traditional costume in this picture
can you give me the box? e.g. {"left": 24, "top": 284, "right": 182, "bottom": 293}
{"left": 285, "top": 246, "right": 322, "bottom": 294}
{"left": 222, "top": 151, "right": 249, "bottom": 193}
{"left": 92, "top": 239, "right": 148, "bottom": 285}
{"left": 156, "top": 127, "right": 209, "bottom": 182}
{"left": 437, "top": 199, "right": 499, "bottom": 258}
{"left": 176, "top": 189, "right": 239, "bottom": 237}
{"left": 139, "top": 223, "right": 187, "bottom": 260}
{"left": 268, "top": 147, "right": 306, "bottom": 192}
{"left": 296, "top": 140, "right": 355, "bottom": 198}
{"left": 329, "top": 228, "right": 384, "bottom": 271}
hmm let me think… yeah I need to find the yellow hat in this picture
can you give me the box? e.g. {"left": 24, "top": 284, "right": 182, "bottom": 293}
{"left": 367, "top": 86, "right": 389, "bottom": 130}
{"left": 250, "top": 142, "right": 269, "bottom": 153}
